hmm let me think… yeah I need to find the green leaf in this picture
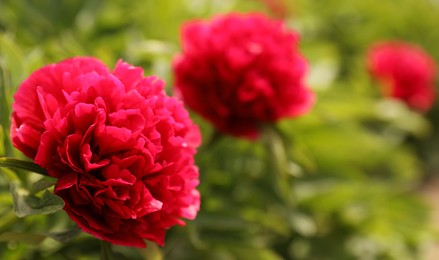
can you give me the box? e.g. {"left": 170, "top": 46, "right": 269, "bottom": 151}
{"left": 26, "top": 190, "right": 64, "bottom": 210}
{"left": 10, "top": 182, "right": 64, "bottom": 217}
{"left": 0, "top": 232, "right": 47, "bottom": 245}
{"left": 30, "top": 178, "right": 56, "bottom": 194}
{"left": 230, "top": 247, "right": 283, "bottom": 260}
{"left": 0, "top": 157, "right": 49, "bottom": 176}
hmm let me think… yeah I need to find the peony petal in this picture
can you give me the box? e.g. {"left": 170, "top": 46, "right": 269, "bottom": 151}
{"left": 109, "top": 109, "right": 146, "bottom": 133}
{"left": 95, "top": 125, "right": 137, "bottom": 155}
{"left": 10, "top": 114, "right": 42, "bottom": 159}
{"left": 113, "top": 59, "right": 144, "bottom": 91}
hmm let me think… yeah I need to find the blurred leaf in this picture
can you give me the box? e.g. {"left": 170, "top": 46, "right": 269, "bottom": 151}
{"left": 137, "top": 242, "right": 163, "bottom": 260}
{"left": 290, "top": 212, "right": 317, "bottom": 237}
{"left": 0, "top": 34, "right": 25, "bottom": 85}
{"left": 0, "top": 165, "right": 18, "bottom": 182}
{"left": 10, "top": 182, "right": 64, "bottom": 217}
{"left": 229, "top": 246, "right": 283, "bottom": 260}
{"left": 46, "top": 226, "right": 82, "bottom": 243}
{"left": 0, "top": 231, "right": 46, "bottom": 245}
{"left": 374, "top": 99, "right": 432, "bottom": 138}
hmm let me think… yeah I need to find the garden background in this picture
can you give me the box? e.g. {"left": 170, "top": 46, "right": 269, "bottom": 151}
{"left": 1, "top": 0, "right": 439, "bottom": 259}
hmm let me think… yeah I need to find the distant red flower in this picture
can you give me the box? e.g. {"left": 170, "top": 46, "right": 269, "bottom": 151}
{"left": 11, "top": 57, "right": 201, "bottom": 248}
{"left": 256, "top": 0, "right": 290, "bottom": 19}
{"left": 367, "top": 41, "right": 437, "bottom": 112}
{"left": 173, "top": 13, "right": 314, "bottom": 139}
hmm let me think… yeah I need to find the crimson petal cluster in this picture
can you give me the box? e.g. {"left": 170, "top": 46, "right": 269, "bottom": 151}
{"left": 367, "top": 41, "right": 437, "bottom": 112}
{"left": 11, "top": 57, "right": 201, "bottom": 248}
{"left": 173, "top": 13, "right": 314, "bottom": 139}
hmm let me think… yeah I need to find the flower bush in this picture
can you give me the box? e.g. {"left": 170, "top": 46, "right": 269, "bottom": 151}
{"left": 10, "top": 57, "right": 201, "bottom": 248}
{"left": 367, "top": 41, "right": 437, "bottom": 112}
{"left": 1, "top": 1, "right": 438, "bottom": 259}
{"left": 173, "top": 13, "right": 314, "bottom": 139}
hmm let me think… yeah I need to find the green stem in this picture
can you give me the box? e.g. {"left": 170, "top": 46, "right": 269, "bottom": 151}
{"left": 0, "top": 157, "right": 49, "bottom": 177}
{"left": 100, "top": 240, "right": 114, "bottom": 260}
{"left": 261, "top": 125, "right": 293, "bottom": 205}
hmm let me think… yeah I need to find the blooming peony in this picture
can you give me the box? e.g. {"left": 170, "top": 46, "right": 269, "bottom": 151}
{"left": 11, "top": 57, "right": 201, "bottom": 248}
{"left": 367, "top": 41, "right": 437, "bottom": 112}
{"left": 173, "top": 13, "right": 314, "bottom": 139}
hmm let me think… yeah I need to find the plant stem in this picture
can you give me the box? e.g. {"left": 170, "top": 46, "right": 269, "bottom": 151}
{"left": 261, "top": 125, "right": 293, "bottom": 205}
{"left": 100, "top": 240, "right": 114, "bottom": 260}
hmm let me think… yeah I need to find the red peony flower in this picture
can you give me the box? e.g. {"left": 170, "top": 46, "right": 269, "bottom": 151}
{"left": 367, "top": 41, "right": 437, "bottom": 112}
{"left": 11, "top": 57, "right": 201, "bottom": 248}
{"left": 173, "top": 13, "right": 314, "bottom": 139}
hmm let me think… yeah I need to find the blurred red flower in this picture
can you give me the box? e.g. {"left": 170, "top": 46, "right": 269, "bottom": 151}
{"left": 256, "top": 0, "right": 290, "bottom": 19}
{"left": 367, "top": 41, "right": 437, "bottom": 112}
{"left": 173, "top": 13, "right": 314, "bottom": 139}
{"left": 11, "top": 57, "right": 201, "bottom": 248}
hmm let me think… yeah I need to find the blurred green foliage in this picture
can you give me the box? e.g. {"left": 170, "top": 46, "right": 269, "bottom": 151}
{"left": 0, "top": 0, "right": 438, "bottom": 259}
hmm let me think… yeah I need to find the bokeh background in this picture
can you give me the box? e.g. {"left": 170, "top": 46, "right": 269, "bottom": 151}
{"left": 1, "top": 0, "right": 439, "bottom": 259}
